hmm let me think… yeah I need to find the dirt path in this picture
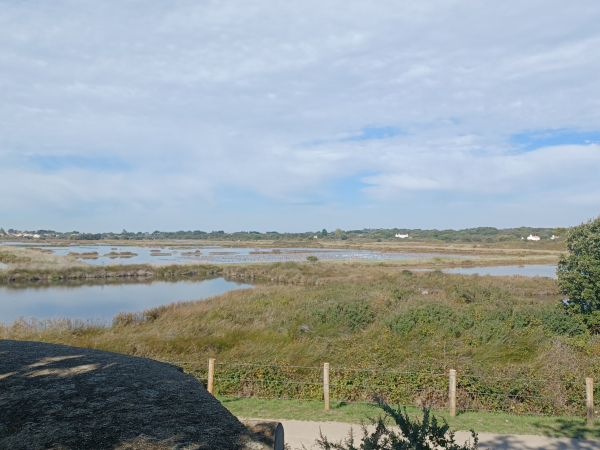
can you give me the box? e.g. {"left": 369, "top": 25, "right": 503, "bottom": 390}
{"left": 274, "top": 419, "right": 600, "bottom": 450}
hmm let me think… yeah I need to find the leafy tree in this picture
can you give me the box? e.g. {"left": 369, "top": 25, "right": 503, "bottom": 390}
{"left": 315, "top": 399, "right": 478, "bottom": 450}
{"left": 321, "top": 229, "right": 328, "bottom": 236}
{"left": 0, "top": 228, "right": 4, "bottom": 235}
{"left": 553, "top": 227, "right": 567, "bottom": 235}
{"left": 557, "top": 216, "right": 600, "bottom": 331}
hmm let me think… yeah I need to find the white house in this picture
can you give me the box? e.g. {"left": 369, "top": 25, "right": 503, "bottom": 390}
{"left": 551, "top": 235, "right": 560, "bottom": 240}
{"left": 527, "top": 235, "right": 541, "bottom": 241}
{"left": 395, "top": 234, "right": 409, "bottom": 238}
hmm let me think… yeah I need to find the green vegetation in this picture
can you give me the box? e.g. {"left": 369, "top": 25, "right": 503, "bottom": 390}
{"left": 0, "top": 263, "right": 221, "bottom": 283}
{"left": 315, "top": 400, "right": 478, "bottom": 450}
{"left": 220, "top": 397, "right": 600, "bottom": 439}
{"left": 0, "top": 242, "right": 561, "bottom": 284}
{"left": 558, "top": 215, "right": 600, "bottom": 332}
{"left": 4, "top": 265, "right": 595, "bottom": 416}
{"left": 0, "top": 226, "right": 563, "bottom": 243}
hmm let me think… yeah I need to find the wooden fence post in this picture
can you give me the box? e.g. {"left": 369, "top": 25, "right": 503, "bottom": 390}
{"left": 449, "top": 369, "right": 457, "bottom": 417}
{"left": 324, "top": 363, "right": 330, "bottom": 411}
{"left": 208, "top": 358, "right": 216, "bottom": 395}
{"left": 587, "top": 377, "right": 594, "bottom": 427}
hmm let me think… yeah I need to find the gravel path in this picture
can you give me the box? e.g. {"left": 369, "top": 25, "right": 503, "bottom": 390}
{"left": 273, "top": 419, "right": 600, "bottom": 450}
{"left": 0, "top": 340, "right": 270, "bottom": 449}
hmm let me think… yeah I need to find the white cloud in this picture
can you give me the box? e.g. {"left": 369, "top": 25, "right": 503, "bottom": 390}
{"left": 361, "top": 144, "right": 600, "bottom": 198}
{"left": 1, "top": 0, "right": 600, "bottom": 230}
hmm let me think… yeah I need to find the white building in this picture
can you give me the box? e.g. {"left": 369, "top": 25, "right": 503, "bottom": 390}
{"left": 527, "top": 235, "right": 541, "bottom": 241}
{"left": 395, "top": 234, "right": 409, "bottom": 238}
{"left": 551, "top": 235, "right": 560, "bottom": 240}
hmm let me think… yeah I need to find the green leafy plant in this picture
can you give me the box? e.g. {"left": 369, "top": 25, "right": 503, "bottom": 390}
{"left": 557, "top": 215, "right": 600, "bottom": 332}
{"left": 314, "top": 399, "right": 478, "bottom": 450}
{"left": 307, "top": 256, "right": 319, "bottom": 263}
{"left": 314, "top": 300, "right": 375, "bottom": 331}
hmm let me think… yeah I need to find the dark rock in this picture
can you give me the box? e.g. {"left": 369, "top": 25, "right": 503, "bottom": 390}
{"left": 0, "top": 340, "right": 270, "bottom": 449}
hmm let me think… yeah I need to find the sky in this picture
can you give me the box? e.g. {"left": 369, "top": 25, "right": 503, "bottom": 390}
{"left": 1, "top": 0, "right": 600, "bottom": 233}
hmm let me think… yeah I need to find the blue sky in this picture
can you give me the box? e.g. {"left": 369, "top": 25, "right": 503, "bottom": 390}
{"left": 1, "top": 0, "right": 600, "bottom": 232}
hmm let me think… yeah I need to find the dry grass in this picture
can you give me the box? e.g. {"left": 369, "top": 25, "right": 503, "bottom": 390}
{"left": 4, "top": 264, "right": 593, "bottom": 415}
{"left": 1, "top": 269, "right": 577, "bottom": 373}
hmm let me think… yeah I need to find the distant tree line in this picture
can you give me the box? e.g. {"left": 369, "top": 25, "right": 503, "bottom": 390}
{"left": 0, "top": 226, "right": 562, "bottom": 242}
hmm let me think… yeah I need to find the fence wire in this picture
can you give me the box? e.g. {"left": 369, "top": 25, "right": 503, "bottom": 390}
{"left": 175, "top": 360, "right": 594, "bottom": 417}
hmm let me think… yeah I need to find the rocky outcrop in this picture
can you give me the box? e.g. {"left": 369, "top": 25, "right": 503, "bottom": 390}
{"left": 0, "top": 340, "right": 271, "bottom": 449}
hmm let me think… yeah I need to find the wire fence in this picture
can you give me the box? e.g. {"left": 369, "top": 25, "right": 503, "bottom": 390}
{"left": 173, "top": 360, "right": 595, "bottom": 419}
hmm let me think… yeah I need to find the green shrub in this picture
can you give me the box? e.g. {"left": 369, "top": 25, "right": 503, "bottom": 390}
{"left": 387, "top": 315, "right": 415, "bottom": 336}
{"left": 538, "top": 307, "right": 586, "bottom": 337}
{"left": 558, "top": 215, "right": 600, "bottom": 327}
{"left": 446, "top": 283, "right": 513, "bottom": 304}
{"left": 391, "top": 288, "right": 417, "bottom": 301}
{"left": 314, "top": 300, "right": 375, "bottom": 331}
{"left": 315, "top": 400, "right": 478, "bottom": 450}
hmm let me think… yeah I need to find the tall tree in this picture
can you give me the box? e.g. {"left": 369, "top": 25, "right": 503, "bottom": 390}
{"left": 557, "top": 215, "right": 600, "bottom": 331}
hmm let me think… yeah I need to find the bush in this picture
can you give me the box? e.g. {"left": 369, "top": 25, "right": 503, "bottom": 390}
{"left": 307, "top": 256, "right": 319, "bottom": 263}
{"left": 387, "top": 303, "right": 472, "bottom": 338}
{"left": 538, "top": 307, "right": 586, "bottom": 337}
{"left": 558, "top": 215, "right": 600, "bottom": 331}
{"left": 314, "top": 399, "right": 478, "bottom": 450}
{"left": 314, "top": 300, "right": 375, "bottom": 331}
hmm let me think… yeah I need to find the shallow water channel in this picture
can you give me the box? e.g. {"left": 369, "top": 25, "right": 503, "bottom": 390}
{"left": 1, "top": 242, "right": 470, "bottom": 265}
{"left": 0, "top": 277, "right": 253, "bottom": 324}
{"left": 444, "top": 265, "right": 557, "bottom": 278}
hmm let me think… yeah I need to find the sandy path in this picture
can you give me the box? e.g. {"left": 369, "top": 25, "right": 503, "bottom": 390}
{"left": 271, "top": 419, "right": 600, "bottom": 450}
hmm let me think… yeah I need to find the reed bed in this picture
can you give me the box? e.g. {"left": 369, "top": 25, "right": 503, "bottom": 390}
{"left": 3, "top": 266, "right": 596, "bottom": 416}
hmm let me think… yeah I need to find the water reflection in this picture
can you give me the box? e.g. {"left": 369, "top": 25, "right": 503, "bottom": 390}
{"left": 444, "top": 265, "right": 557, "bottom": 278}
{"left": 2, "top": 243, "right": 471, "bottom": 266}
{"left": 0, "top": 277, "right": 253, "bottom": 324}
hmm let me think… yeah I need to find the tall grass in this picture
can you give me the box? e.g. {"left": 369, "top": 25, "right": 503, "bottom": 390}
{"left": 2, "top": 270, "right": 592, "bottom": 404}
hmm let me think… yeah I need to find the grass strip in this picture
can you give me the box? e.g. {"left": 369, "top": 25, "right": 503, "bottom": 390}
{"left": 218, "top": 396, "right": 600, "bottom": 440}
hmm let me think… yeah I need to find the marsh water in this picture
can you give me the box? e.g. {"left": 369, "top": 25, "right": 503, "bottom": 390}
{"left": 0, "top": 265, "right": 559, "bottom": 324}
{"left": 1, "top": 243, "right": 470, "bottom": 265}
{"left": 0, "top": 242, "right": 557, "bottom": 324}
{"left": 444, "top": 265, "right": 557, "bottom": 278}
{"left": 0, "top": 277, "right": 253, "bottom": 324}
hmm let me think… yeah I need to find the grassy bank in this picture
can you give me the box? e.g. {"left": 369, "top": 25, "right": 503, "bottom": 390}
{"left": 3, "top": 262, "right": 595, "bottom": 416}
{"left": 0, "top": 245, "right": 224, "bottom": 282}
{"left": 0, "top": 262, "right": 223, "bottom": 282}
